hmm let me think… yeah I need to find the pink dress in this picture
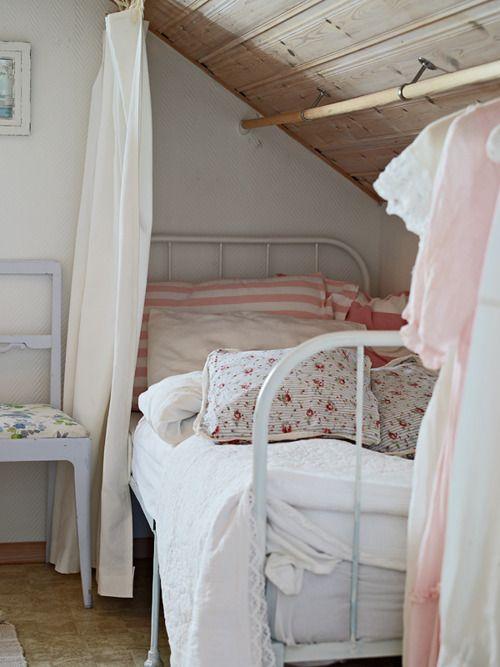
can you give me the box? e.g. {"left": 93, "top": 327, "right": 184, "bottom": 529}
{"left": 402, "top": 99, "right": 500, "bottom": 666}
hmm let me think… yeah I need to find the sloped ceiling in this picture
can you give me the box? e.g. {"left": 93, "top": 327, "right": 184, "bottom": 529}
{"left": 144, "top": 0, "right": 500, "bottom": 199}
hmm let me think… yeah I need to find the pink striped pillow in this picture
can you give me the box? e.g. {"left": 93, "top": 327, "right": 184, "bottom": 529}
{"left": 347, "top": 291, "right": 408, "bottom": 329}
{"left": 346, "top": 292, "right": 410, "bottom": 367}
{"left": 133, "top": 275, "right": 328, "bottom": 409}
{"left": 324, "top": 277, "right": 360, "bottom": 320}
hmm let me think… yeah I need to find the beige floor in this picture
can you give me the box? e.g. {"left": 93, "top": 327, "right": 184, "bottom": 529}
{"left": 0, "top": 560, "right": 401, "bottom": 667}
{"left": 0, "top": 560, "right": 169, "bottom": 666}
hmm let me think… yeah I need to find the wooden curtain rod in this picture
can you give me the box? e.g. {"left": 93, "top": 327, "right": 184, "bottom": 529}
{"left": 241, "top": 59, "right": 500, "bottom": 130}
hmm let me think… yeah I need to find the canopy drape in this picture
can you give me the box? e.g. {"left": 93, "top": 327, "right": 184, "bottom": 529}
{"left": 49, "top": 7, "right": 152, "bottom": 597}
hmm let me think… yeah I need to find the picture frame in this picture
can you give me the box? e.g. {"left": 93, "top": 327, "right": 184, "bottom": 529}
{"left": 0, "top": 42, "right": 31, "bottom": 135}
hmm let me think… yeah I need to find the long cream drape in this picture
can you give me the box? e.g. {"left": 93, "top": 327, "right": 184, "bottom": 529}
{"left": 49, "top": 7, "right": 152, "bottom": 597}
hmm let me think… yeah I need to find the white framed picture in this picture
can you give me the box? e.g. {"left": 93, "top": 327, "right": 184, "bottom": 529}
{"left": 0, "top": 42, "right": 31, "bottom": 135}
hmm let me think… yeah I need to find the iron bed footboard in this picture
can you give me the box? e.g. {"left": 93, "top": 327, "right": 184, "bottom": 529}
{"left": 252, "top": 329, "right": 404, "bottom": 666}
{"left": 133, "top": 330, "right": 404, "bottom": 667}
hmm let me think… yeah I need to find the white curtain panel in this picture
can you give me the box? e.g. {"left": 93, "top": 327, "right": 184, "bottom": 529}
{"left": 49, "top": 8, "right": 152, "bottom": 597}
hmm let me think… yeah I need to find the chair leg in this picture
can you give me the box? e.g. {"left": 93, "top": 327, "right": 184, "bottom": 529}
{"left": 73, "top": 440, "right": 93, "bottom": 609}
{"left": 144, "top": 527, "right": 164, "bottom": 667}
{"left": 45, "top": 461, "right": 57, "bottom": 562}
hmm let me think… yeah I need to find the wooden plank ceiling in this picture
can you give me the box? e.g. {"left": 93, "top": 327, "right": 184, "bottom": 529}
{"left": 145, "top": 0, "right": 500, "bottom": 200}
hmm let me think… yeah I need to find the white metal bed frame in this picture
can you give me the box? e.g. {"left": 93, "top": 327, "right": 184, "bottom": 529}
{"left": 130, "top": 234, "right": 403, "bottom": 666}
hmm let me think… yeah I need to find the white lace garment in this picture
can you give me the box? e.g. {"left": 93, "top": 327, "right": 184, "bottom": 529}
{"left": 374, "top": 108, "right": 465, "bottom": 238}
{"left": 156, "top": 434, "right": 413, "bottom": 667}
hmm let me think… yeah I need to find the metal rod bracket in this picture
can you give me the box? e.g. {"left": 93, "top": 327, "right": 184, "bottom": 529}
{"left": 398, "top": 56, "right": 437, "bottom": 101}
{"left": 311, "top": 87, "right": 331, "bottom": 108}
{"left": 300, "top": 88, "right": 331, "bottom": 122}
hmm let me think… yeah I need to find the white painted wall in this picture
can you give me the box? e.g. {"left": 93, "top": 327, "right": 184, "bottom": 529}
{"left": 148, "top": 34, "right": 386, "bottom": 291}
{"left": 0, "top": 0, "right": 111, "bottom": 542}
{"left": 0, "top": 6, "right": 412, "bottom": 544}
{"left": 378, "top": 210, "right": 418, "bottom": 295}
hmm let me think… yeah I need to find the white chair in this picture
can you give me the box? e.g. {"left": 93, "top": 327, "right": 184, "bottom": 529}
{"left": 0, "top": 260, "right": 92, "bottom": 608}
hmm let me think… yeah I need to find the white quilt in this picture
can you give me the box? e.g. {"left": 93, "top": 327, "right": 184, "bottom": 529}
{"left": 156, "top": 434, "right": 413, "bottom": 667}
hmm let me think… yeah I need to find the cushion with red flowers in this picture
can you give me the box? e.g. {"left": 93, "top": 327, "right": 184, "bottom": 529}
{"left": 195, "top": 347, "right": 380, "bottom": 445}
{"left": 370, "top": 356, "right": 437, "bottom": 459}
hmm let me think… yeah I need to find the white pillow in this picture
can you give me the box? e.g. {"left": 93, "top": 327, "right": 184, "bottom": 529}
{"left": 147, "top": 309, "right": 366, "bottom": 386}
{"left": 138, "top": 371, "right": 203, "bottom": 444}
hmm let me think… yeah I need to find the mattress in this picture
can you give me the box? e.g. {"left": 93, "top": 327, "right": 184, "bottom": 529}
{"left": 267, "top": 497, "right": 406, "bottom": 644}
{"left": 130, "top": 415, "right": 176, "bottom": 519}
{"left": 130, "top": 418, "right": 407, "bottom": 645}
{"left": 271, "top": 561, "right": 404, "bottom": 644}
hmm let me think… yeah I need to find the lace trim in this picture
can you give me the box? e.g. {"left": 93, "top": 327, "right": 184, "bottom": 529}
{"left": 247, "top": 491, "right": 276, "bottom": 667}
{"left": 374, "top": 149, "right": 433, "bottom": 239}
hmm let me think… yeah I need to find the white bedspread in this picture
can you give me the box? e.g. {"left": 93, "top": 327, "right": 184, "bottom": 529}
{"left": 156, "top": 434, "right": 413, "bottom": 667}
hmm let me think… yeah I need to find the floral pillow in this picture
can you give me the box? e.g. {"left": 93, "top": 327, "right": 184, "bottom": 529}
{"left": 195, "top": 347, "right": 381, "bottom": 445}
{"left": 370, "top": 357, "right": 437, "bottom": 459}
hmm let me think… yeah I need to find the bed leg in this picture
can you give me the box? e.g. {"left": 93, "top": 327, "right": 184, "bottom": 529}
{"left": 272, "top": 641, "right": 285, "bottom": 667}
{"left": 144, "top": 528, "right": 164, "bottom": 667}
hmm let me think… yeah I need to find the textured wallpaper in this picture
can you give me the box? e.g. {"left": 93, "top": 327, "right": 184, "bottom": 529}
{"left": 0, "top": 0, "right": 111, "bottom": 542}
{"left": 0, "top": 2, "right": 413, "bottom": 543}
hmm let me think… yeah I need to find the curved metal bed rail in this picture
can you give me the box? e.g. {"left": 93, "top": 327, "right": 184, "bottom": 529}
{"left": 252, "top": 329, "right": 404, "bottom": 663}
{"left": 151, "top": 234, "right": 371, "bottom": 293}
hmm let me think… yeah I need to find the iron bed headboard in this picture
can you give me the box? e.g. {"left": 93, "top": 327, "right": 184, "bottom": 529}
{"left": 150, "top": 234, "right": 371, "bottom": 293}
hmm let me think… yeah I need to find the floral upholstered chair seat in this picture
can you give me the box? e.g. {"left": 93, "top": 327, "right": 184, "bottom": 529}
{"left": 0, "top": 404, "right": 88, "bottom": 440}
